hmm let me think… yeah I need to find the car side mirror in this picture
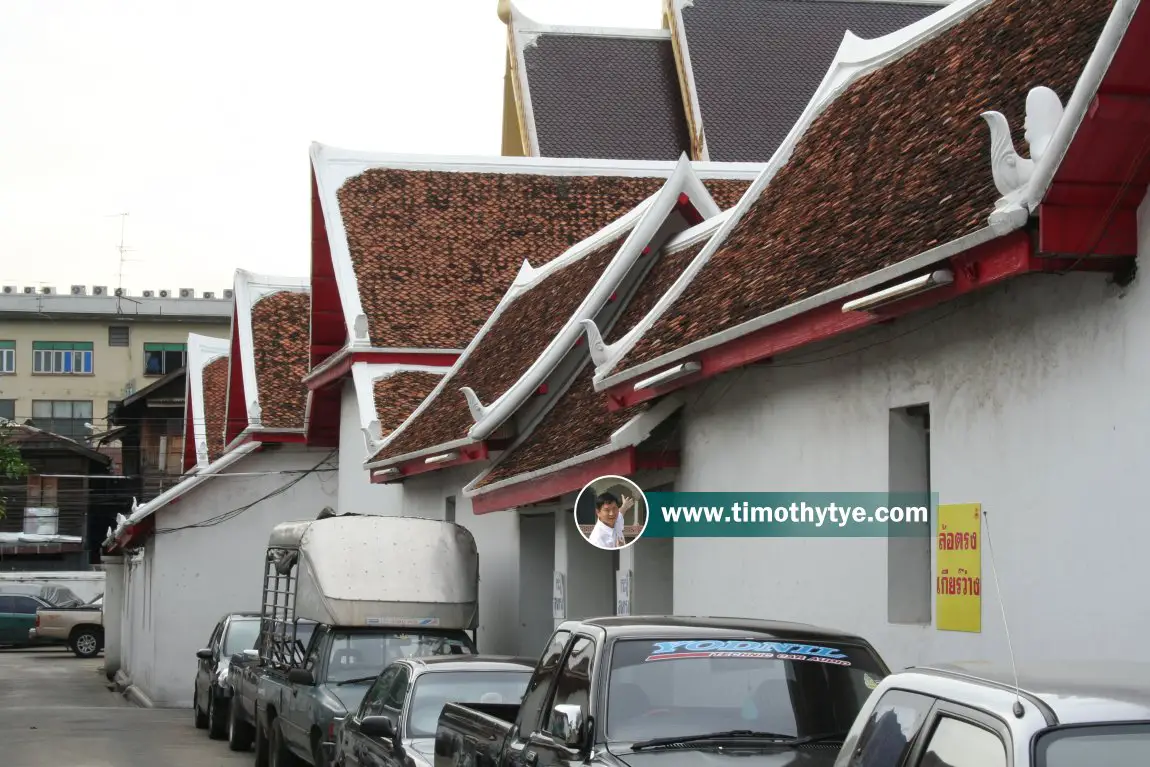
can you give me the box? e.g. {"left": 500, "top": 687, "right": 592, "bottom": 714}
{"left": 360, "top": 715, "right": 396, "bottom": 740}
{"left": 287, "top": 668, "right": 315, "bottom": 685}
{"left": 196, "top": 648, "right": 213, "bottom": 660}
{"left": 549, "top": 704, "right": 584, "bottom": 749}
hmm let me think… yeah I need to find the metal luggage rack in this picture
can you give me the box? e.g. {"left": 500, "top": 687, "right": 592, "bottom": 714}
{"left": 260, "top": 547, "right": 308, "bottom": 669}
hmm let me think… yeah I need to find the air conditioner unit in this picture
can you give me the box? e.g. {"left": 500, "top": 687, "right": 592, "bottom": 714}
{"left": 179, "top": 288, "right": 194, "bottom": 298}
{"left": 40, "top": 286, "right": 56, "bottom": 295}
{"left": 71, "top": 285, "right": 86, "bottom": 295}
{"left": 22, "top": 287, "right": 35, "bottom": 294}
{"left": 202, "top": 291, "right": 215, "bottom": 299}
{"left": 114, "top": 288, "right": 125, "bottom": 297}
{"left": 158, "top": 289, "right": 170, "bottom": 298}
{"left": 2, "top": 286, "right": 14, "bottom": 294}
{"left": 142, "top": 290, "right": 154, "bottom": 298}
{"left": 93, "top": 286, "right": 107, "bottom": 296}
{"left": 223, "top": 289, "right": 234, "bottom": 300}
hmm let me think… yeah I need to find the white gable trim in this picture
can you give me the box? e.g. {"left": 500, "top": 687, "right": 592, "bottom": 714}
{"left": 466, "top": 156, "right": 716, "bottom": 441}
{"left": 186, "top": 332, "right": 230, "bottom": 470}
{"left": 463, "top": 394, "right": 685, "bottom": 500}
{"left": 350, "top": 362, "right": 448, "bottom": 460}
{"left": 232, "top": 269, "right": 310, "bottom": 430}
{"left": 309, "top": 142, "right": 762, "bottom": 355}
{"left": 591, "top": 0, "right": 999, "bottom": 389}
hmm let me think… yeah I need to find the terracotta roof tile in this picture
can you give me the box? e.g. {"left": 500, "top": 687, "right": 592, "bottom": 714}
{"left": 477, "top": 360, "right": 648, "bottom": 488}
{"left": 523, "top": 34, "right": 690, "bottom": 160}
{"left": 372, "top": 372, "right": 444, "bottom": 440}
{"left": 606, "top": 239, "right": 709, "bottom": 345}
{"left": 337, "top": 170, "right": 669, "bottom": 351}
{"left": 701, "top": 179, "right": 752, "bottom": 211}
{"left": 681, "top": 0, "right": 939, "bottom": 162}
{"left": 251, "top": 291, "right": 310, "bottom": 430}
{"left": 476, "top": 238, "right": 708, "bottom": 487}
{"left": 623, "top": 0, "right": 1113, "bottom": 368}
{"left": 202, "top": 356, "right": 229, "bottom": 462}
{"left": 372, "top": 230, "right": 634, "bottom": 463}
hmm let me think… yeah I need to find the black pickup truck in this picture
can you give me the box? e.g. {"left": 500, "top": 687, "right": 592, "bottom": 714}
{"left": 434, "top": 616, "right": 891, "bottom": 767}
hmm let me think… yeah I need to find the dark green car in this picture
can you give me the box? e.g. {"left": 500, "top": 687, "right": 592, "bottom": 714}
{"left": 0, "top": 594, "right": 54, "bottom": 647}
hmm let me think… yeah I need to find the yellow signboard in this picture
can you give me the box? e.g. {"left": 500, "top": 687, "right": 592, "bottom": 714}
{"left": 936, "top": 503, "right": 982, "bottom": 633}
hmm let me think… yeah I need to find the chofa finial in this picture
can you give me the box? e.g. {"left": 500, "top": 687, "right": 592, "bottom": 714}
{"left": 497, "top": 0, "right": 511, "bottom": 24}
{"left": 980, "top": 86, "right": 1064, "bottom": 200}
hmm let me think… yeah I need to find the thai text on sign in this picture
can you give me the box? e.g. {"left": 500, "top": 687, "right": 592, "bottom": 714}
{"left": 935, "top": 504, "right": 982, "bottom": 633}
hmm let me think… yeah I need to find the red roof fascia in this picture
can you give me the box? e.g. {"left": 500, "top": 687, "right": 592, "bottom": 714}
{"left": 310, "top": 168, "right": 346, "bottom": 372}
{"left": 305, "top": 350, "right": 459, "bottom": 391}
{"left": 181, "top": 393, "right": 196, "bottom": 474}
{"left": 604, "top": 230, "right": 1131, "bottom": 410}
{"left": 1038, "top": 5, "right": 1150, "bottom": 258}
{"left": 1044, "top": 3, "right": 1150, "bottom": 256}
{"left": 305, "top": 383, "right": 342, "bottom": 448}
{"left": 471, "top": 447, "right": 637, "bottom": 515}
{"left": 115, "top": 514, "right": 157, "bottom": 550}
{"left": 371, "top": 442, "right": 491, "bottom": 484}
{"left": 224, "top": 308, "right": 247, "bottom": 445}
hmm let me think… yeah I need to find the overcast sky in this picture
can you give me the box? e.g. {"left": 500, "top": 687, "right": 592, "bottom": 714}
{"left": 0, "top": 0, "right": 661, "bottom": 295}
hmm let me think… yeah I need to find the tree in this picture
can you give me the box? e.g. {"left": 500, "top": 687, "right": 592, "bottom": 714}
{"left": 0, "top": 423, "right": 29, "bottom": 520}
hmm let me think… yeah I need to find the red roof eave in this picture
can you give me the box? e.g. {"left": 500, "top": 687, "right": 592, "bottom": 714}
{"left": 470, "top": 447, "right": 639, "bottom": 515}
{"left": 603, "top": 231, "right": 1131, "bottom": 410}
{"left": 370, "top": 441, "right": 495, "bottom": 484}
{"left": 305, "top": 350, "right": 460, "bottom": 391}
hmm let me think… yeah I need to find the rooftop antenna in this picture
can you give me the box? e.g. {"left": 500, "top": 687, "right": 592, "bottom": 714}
{"left": 983, "top": 508, "right": 1024, "bottom": 718}
{"left": 112, "top": 212, "right": 131, "bottom": 294}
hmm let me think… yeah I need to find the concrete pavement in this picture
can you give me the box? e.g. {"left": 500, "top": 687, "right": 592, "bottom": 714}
{"left": 0, "top": 646, "right": 252, "bottom": 767}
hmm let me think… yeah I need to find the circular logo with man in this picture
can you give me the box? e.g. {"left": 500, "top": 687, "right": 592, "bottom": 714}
{"left": 574, "top": 475, "right": 649, "bottom": 550}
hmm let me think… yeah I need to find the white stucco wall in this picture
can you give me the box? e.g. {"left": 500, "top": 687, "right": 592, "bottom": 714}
{"left": 673, "top": 191, "right": 1150, "bottom": 671}
{"left": 122, "top": 447, "right": 338, "bottom": 707}
{"left": 339, "top": 381, "right": 405, "bottom": 515}
{"left": 402, "top": 466, "right": 521, "bottom": 656}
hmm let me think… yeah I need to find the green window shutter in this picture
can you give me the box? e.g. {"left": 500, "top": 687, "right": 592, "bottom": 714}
{"left": 0, "top": 340, "right": 14, "bottom": 349}
{"left": 32, "top": 341, "right": 93, "bottom": 351}
{"left": 145, "top": 342, "right": 187, "bottom": 352}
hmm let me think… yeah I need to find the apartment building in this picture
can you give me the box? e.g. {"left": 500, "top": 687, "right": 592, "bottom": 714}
{"left": 0, "top": 285, "right": 232, "bottom": 439}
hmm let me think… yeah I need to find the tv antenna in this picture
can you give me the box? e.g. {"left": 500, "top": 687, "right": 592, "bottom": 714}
{"left": 106, "top": 212, "right": 134, "bottom": 294}
{"left": 983, "top": 508, "right": 1024, "bottom": 718}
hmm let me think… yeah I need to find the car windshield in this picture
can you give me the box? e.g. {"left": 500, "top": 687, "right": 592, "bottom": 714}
{"left": 606, "top": 638, "right": 885, "bottom": 743}
{"left": 1036, "top": 722, "right": 1150, "bottom": 765}
{"left": 327, "top": 631, "right": 475, "bottom": 684}
{"left": 223, "top": 619, "right": 261, "bottom": 656}
{"left": 407, "top": 670, "right": 531, "bottom": 738}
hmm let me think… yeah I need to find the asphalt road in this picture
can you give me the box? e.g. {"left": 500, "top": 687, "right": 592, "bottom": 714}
{"left": 0, "top": 646, "right": 252, "bottom": 767}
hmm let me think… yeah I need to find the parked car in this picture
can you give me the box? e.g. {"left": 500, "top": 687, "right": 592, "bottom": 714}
{"left": 29, "top": 594, "right": 104, "bottom": 657}
{"left": 832, "top": 661, "right": 1150, "bottom": 767}
{"left": 228, "top": 619, "right": 318, "bottom": 753}
{"left": 0, "top": 583, "right": 86, "bottom": 607}
{"left": 333, "top": 655, "right": 534, "bottom": 767}
{"left": 193, "top": 611, "right": 262, "bottom": 740}
{"left": 0, "top": 593, "right": 57, "bottom": 648}
{"left": 435, "top": 616, "right": 892, "bottom": 767}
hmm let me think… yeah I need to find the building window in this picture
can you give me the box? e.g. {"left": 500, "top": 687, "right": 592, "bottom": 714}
{"left": 25, "top": 475, "right": 60, "bottom": 536}
{"left": 107, "top": 400, "right": 121, "bottom": 420}
{"left": 108, "top": 326, "right": 130, "bottom": 347}
{"left": 0, "top": 341, "right": 14, "bottom": 374}
{"left": 888, "top": 404, "right": 931, "bottom": 625}
{"left": 144, "top": 343, "right": 186, "bottom": 376}
{"left": 30, "top": 400, "right": 93, "bottom": 438}
{"left": 32, "top": 341, "right": 93, "bottom": 375}
{"left": 0, "top": 399, "right": 14, "bottom": 421}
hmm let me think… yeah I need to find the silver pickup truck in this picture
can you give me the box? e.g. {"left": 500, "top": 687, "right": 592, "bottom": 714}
{"left": 248, "top": 514, "right": 482, "bottom": 767}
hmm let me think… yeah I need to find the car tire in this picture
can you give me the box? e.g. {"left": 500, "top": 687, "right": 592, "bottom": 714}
{"left": 70, "top": 629, "right": 101, "bottom": 659}
{"left": 270, "top": 718, "right": 303, "bottom": 767}
{"left": 254, "top": 712, "right": 270, "bottom": 767}
{"left": 228, "top": 696, "right": 254, "bottom": 751}
{"left": 208, "top": 688, "right": 229, "bottom": 740}
{"left": 194, "top": 682, "right": 209, "bottom": 729}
